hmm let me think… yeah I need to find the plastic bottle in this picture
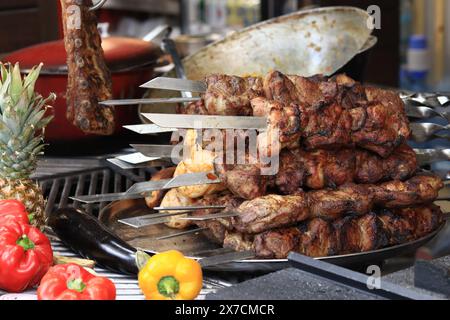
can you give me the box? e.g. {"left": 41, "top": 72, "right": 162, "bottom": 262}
{"left": 407, "top": 35, "right": 430, "bottom": 92}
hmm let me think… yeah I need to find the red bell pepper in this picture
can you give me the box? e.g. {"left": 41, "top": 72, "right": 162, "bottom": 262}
{"left": 0, "top": 221, "right": 53, "bottom": 292}
{"left": 0, "top": 199, "right": 31, "bottom": 226}
{"left": 37, "top": 263, "right": 116, "bottom": 300}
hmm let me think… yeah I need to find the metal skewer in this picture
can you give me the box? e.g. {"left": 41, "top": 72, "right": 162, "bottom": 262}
{"left": 155, "top": 227, "right": 209, "bottom": 240}
{"left": 71, "top": 172, "right": 221, "bottom": 203}
{"left": 118, "top": 211, "right": 198, "bottom": 228}
{"left": 123, "top": 124, "right": 177, "bottom": 135}
{"left": 177, "top": 212, "right": 239, "bottom": 221}
{"left": 98, "top": 90, "right": 445, "bottom": 121}
{"left": 130, "top": 144, "right": 179, "bottom": 160}
{"left": 100, "top": 97, "right": 200, "bottom": 106}
{"left": 118, "top": 205, "right": 229, "bottom": 228}
{"left": 154, "top": 205, "right": 226, "bottom": 211}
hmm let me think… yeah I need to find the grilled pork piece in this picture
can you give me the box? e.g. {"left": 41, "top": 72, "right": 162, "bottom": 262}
{"left": 214, "top": 161, "right": 274, "bottom": 200}
{"left": 250, "top": 205, "right": 443, "bottom": 259}
{"left": 277, "top": 148, "right": 355, "bottom": 192}
{"left": 338, "top": 213, "right": 388, "bottom": 254}
{"left": 231, "top": 194, "right": 310, "bottom": 234}
{"left": 357, "top": 87, "right": 411, "bottom": 156}
{"left": 355, "top": 144, "right": 417, "bottom": 184}
{"left": 223, "top": 231, "right": 254, "bottom": 252}
{"left": 393, "top": 205, "right": 443, "bottom": 238}
{"left": 373, "top": 174, "right": 444, "bottom": 208}
{"left": 61, "top": 0, "right": 115, "bottom": 135}
{"left": 252, "top": 98, "right": 304, "bottom": 155}
{"left": 252, "top": 227, "right": 300, "bottom": 259}
{"left": 299, "top": 218, "right": 340, "bottom": 257}
{"left": 203, "top": 75, "right": 264, "bottom": 115}
{"left": 191, "top": 192, "right": 243, "bottom": 244}
{"left": 377, "top": 209, "right": 416, "bottom": 245}
{"left": 230, "top": 186, "right": 370, "bottom": 234}
{"left": 229, "top": 174, "right": 442, "bottom": 234}
{"left": 178, "top": 99, "right": 208, "bottom": 115}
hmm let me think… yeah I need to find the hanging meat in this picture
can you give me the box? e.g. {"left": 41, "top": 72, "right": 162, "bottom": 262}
{"left": 60, "top": 0, "right": 115, "bottom": 135}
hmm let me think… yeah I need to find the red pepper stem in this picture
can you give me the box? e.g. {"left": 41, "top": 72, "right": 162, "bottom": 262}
{"left": 16, "top": 235, "right": 35, "bottom": 251}
{"left": 67, "top": 278, "right": 86, "bottom": 293}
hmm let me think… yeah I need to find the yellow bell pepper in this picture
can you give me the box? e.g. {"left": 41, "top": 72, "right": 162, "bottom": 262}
{"left": 137, "top": 250, "right": 203, "bottom": 300}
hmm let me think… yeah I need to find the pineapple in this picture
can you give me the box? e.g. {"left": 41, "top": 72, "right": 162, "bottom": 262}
{"left": 0, "top": 63, "right": 54, "bottom": 229}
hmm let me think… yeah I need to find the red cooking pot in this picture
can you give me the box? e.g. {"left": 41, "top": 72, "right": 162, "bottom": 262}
{"left": 4, "top": 36, "right": 163, "bottom": 142}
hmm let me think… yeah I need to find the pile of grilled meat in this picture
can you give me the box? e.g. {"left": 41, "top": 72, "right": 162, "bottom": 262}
{"left": 149, "top": 71, "right": 444, "bottom": 259}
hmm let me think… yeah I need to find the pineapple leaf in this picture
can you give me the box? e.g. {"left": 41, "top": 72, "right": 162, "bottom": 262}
{"left": 0, "top": 140, "right": 13, "bottom": 156}
{"left": 20, "top": 125, "right": 34, "bottom": 143}
{"left": 3, "top": 115, "right": 19, "bottom": 136}
{"left": 36, "top": 115, "right": 54, "bottom": 130}
{"left": 31, "top": 144, "right": 46, "bottom": 156}
{"left": 21, "top": 94, "right": 54, "bottom": 131}
{"left": 26, "top": 109, "right": 46, "bottom": 129}
{"left": 22, "top": 136, "right": 42, "bottom": 154}
{"left": 10, "top": 63, "right": 23, "bottom": 105}
{"left": 0, "top": 63, "right": 7, "bottom": 84}
{"left": 0, "top": 71, "right": 11, "bottom": 102}
{"left": 23, "top": 63, "right": 42, "bottom": 100}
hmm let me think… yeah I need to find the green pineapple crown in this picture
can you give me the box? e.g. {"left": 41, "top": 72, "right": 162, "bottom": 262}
{"left": 0, "top": 63, "right": 55, "bottom": 180}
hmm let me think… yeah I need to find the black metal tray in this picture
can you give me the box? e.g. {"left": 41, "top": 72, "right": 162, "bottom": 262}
{"left": 99, "top": 198, "right": 444, "bottom": 272}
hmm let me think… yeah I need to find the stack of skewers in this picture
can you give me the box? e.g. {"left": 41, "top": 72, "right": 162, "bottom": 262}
{"left": 119, "top": 71, "right": 446, "bottom": 259}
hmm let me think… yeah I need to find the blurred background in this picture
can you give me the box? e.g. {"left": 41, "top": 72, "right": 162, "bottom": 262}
{"left": 0, "top": 0, "right": 447, "bottom": 90}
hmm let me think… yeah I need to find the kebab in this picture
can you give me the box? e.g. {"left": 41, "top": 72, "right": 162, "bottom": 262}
{"left": 192, "top": 203, "right": 443, "bottom": 258}
{"left": 233, "top": 204, "right": 444, "bottom": 259}
{"left": 215, "top": 143, "right": 418, "bottom": 199}
{"left": 150, "top": 173, "right": 443, "bottom": 233}
{"left": 132, "top": 130, "right": 418, "bottom": 201}
{"left": 184, "top": 201, "right": 443, "bottom": 259}
{"left": 141, "top": 71, "right": 411, "bottom": 158}
{"left": 148, "top": 173, "right": 444, "bottom": 260}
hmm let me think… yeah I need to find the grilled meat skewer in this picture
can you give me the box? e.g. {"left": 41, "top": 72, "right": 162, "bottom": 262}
{"left": 223, "top": 174, "right": 442, "bottom": 234}
{"left": 226, "top": 204, "right": 443, "bottom": 259}
{"left": 166, "top": 174, "right": 442, "bottom": 236}
{"left": 214, "top": 143, "right": 418, "bottom": 199}
{"left": 181, "top": 72, "right": 411, "bottom": 158}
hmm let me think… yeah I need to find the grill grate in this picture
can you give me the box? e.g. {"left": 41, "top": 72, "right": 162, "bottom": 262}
{"left": 35, "top": 157, "right": 162, "bottom": 216}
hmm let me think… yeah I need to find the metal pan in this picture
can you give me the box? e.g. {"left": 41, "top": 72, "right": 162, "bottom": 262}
{"left": 184, "top": 6, "right": 373, "bottom": 79}
{"left": 99, "top": 199, "right": 444, "bottom": 272}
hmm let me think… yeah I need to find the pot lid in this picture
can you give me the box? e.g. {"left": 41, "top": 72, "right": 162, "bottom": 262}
{"left": 4, "top": 36, "right": 163, "bottom": 74}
